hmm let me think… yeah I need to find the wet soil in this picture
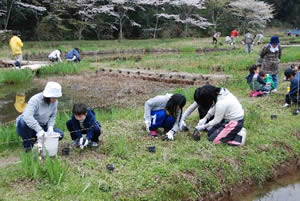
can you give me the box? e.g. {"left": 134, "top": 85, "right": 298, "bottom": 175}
{"left": 34, "top": 71, "right": 188, "bottom": 111}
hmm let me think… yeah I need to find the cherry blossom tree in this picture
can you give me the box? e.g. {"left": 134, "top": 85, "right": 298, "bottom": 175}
{"left": 229, "top": 0, "right": 274, "bottom": 33}
{"left": 205, "top": 0, "right": 230, "bottom": 31}
{"left": 104, "top": 0, "right": 143, "bottom": 40}
{"left": 157, "top": 0, "right": 212, "bottom": 36}
{"left": 139, "top": 0, "right": 170, "bottom": 38}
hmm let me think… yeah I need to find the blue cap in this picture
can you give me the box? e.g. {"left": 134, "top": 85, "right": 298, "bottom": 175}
{"left": 270, "top": 36, "right": 280, "bottom": 44}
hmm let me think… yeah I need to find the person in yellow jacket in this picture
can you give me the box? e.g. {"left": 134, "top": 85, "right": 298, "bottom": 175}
{"left": 9, "top": 31, "right": 23, "bottom": 68}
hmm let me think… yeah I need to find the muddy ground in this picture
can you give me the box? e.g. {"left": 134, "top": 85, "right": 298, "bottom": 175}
{"left": 35, "top": 72, "right": 189, "bottom": 111}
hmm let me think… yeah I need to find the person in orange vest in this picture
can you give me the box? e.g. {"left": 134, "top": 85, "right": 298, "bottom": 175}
{"left": 9, "top": 31, "right": 23, "bottom": 68}
{"left": 230, "top": 29, "right": 239, "bottom": 45}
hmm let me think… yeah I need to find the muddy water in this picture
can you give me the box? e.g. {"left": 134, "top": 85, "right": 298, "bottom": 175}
{"left": 231, "top": 171, "right": 300, "bottom": 201}
{"left": 0, "top": 83, "right": 74, "bottom": 124}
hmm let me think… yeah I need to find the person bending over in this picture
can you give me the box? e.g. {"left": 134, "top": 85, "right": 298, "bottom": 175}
{"left": 144, "top": 93, "right": 186, "bottom": 140}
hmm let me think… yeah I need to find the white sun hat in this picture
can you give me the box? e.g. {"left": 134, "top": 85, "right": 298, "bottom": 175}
{"left": 43, "top": 82, "right": 62, "bottom": 98}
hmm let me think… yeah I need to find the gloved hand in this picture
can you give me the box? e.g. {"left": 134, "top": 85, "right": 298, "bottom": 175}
{"left": 79, "top": 137, "right": 89, "bottom": 149}
{"left": 166, "top": 130, "right": 175, "bottom": 141}
{"left": 195, "top": 124, "right": 206, "bottom": 131}
{"left": 144, "top": 120, "right": 151, "bottom": 133}
{"left": 197, "top": 118, "right": 207, "bottom": 127}
{"left": 36, "top": 130, "right": 45, "bottom": 139}
{"left": 179, "top": 121, "right": 188, "bottom": 131}
{"left": 47, "top": 126, "right": 54, "bottom": 134}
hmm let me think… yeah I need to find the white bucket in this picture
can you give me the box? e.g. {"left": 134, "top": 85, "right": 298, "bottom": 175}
{"left": 42, "top": 133, "right": 60, "bottom": 157}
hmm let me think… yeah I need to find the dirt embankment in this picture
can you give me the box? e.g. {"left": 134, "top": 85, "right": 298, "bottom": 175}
{"left": 95, "top": 67, "right": 230, "bottom": 86}
{"left": 196, "top": 47, "right": 235, "bottom": 53}
{"left": 19, "top": 48, "right": 179, "bottom": 61}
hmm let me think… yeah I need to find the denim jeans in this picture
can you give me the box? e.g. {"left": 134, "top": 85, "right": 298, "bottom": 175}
{"left": 16, "top": 118, "right": 64, "bottom": 149}
{"left": 66, "top": 120, "right": 101, "bottom": 142}
{"left": 285, "top": 94, "right": 300, "bottom": 105}
{"left": 272, "top": 74, "right": 278, "bottom": 89}
{"left": 245, "top": 44, "right": 252, "bottom": 53}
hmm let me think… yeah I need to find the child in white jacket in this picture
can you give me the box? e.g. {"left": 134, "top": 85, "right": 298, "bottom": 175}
{"left": 181, "top": 85, "right": 246, "bottom": 146}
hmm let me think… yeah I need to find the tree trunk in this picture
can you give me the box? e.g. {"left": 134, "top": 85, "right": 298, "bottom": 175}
{"left": 153, "top": 16, "right": 159, "bottom": 39}
{"left": 211, "top": 10, "right": 216, "bottom": 32}
{"left": 78, "top": 25, "right": 85, "bottom": 40}
{"left": 119, "top": 18, "right": 123, "bottom": 41}
{"left": 5, "top": 0, "right": 15, "bottom": 30}
{"left": 184, "top": 23, "right": 188, "bottom": 37}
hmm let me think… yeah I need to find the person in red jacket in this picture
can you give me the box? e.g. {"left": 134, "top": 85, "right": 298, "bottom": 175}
{"left": 230, "top": 29, "right": 239, "bottom": 45}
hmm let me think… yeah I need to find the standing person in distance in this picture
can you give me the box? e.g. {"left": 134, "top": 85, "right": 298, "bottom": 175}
{"left": 258, "top": 36, "right": 282, "bottom": 92}
{"left": 9, "top": 31, "right": 23, "bottom": 68}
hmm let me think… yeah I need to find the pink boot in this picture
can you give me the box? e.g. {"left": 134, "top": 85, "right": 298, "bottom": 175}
{"left": 151, "top": 130, "right": 158, "bottom": 138}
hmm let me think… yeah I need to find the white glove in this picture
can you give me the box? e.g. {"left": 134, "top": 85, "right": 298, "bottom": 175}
{"left": 144, "top": 120, "right": 151, "bottom": 133}
{"left": 47, "top": 126, "right": 54, "bottom": 134}
{"left": 79, "top": 137, "right": 89, "bottom": 149}
{"left": 197, "top": 118, "right": 207, "bottom": 127}
{"left": 195, "top": 124, "right": 206, "bottom": 131}
{"left": 36, "top": 130, "right": 45, "bottom": 139}
{"left": 179, "top": 120, "right": 187, "bottom": 131}
{"left": 166, "top": 130, "right": 175, "bottom": 141}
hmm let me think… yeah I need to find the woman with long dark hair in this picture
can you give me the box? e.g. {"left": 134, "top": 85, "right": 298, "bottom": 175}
{"left": 144, "top": 93, "right": 186, "bottom": 140}
{"left": 183, "top": 85, "right": 246, "bottom": 146}
{"left": 180, "top": 87, "right": 213, "bottom": 131}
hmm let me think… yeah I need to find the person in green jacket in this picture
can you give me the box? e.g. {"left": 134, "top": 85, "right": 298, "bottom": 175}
{"left": 259, "top": 71, "right": 275, "bottom": 91}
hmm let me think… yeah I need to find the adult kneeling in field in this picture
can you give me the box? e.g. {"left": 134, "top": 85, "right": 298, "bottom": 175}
{"left": 16, "top": 82, "right": 64, "bottom": 152}
{"left": 189, "top": 85, "right": 246, "bottom": 146}
{"left": 144, "top": 94, "right": 186, "bottom": 140}
{"left": 258, "top": 36, "right": 281, "bottom": 92}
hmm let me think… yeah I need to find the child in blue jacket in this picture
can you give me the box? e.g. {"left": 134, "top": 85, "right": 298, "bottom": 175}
{"left": 65, "top": 48, "right": 81, "bottom": 62}
{"left": 283, "top": 68, "right": 300, "bottom": 107}
{"left": 66, "top": 103, "right": 101, "bottom": 148}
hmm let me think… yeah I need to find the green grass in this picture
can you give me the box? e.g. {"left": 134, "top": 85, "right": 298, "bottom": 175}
{"left": 0, "top": 124, "right": 21, "bottom": 152}
{"left": 0, "top": 87, "right": 299, "bottom": 200}
{"left": 39, "top": 61, "right": 95, "bottom": 76}
{"left": 0, "top": 68, "right": 35, "bottom": 84}
{"left": 0, "top": 38, "right": 299, "bottom": 201}
{"left": 100, "top": 46, "right": 300, "bottom": 75}
{"left": 19, "top": 151, "right": 67, "bottom": 184}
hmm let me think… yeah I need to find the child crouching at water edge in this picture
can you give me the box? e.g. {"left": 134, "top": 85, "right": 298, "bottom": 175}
{"left": 66, "top": 103, "right": 102, "bottom": 149}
